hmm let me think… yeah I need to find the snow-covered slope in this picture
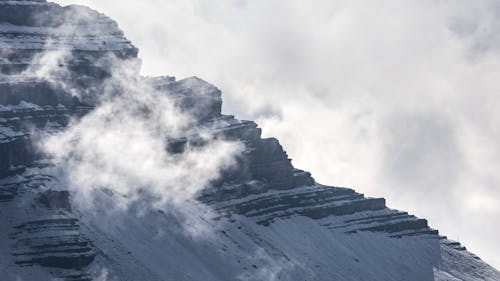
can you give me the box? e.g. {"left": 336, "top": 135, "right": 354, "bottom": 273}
{"left": 0, "top": 0, "right": 137, "bottom": 66}
{"left": 0, "top": 1, "right": 499, "bottom": 281}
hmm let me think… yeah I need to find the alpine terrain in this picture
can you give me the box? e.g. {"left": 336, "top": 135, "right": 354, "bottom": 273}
{"left": 0, "top": 1, "right": 499, "bottom": 280}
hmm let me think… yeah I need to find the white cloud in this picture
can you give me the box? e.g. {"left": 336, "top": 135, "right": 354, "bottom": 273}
{"left": 40, "top": 54, "right": 243, "bottom": 212}
{"left": 53, "top": 0, "right": 500, "bottom": 269}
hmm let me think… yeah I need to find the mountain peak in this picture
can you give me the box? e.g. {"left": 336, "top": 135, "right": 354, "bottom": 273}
{"left": 0, "top": 1, "right": 498, "bottom": 281}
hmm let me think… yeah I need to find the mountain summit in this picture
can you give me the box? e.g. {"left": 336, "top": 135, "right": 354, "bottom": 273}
{"left": 0, "top": 1, "right": 498, "bottom": 281}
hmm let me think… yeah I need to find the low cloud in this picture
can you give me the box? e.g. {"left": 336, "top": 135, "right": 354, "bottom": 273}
{"left": 39, "top": 53, "right": 243, "bottom": 212}
{"left": 53, "top": 0, "right": 500, "bottom": 268}
{"left": 0, "top": 12, "right": 246, "bottom": 226}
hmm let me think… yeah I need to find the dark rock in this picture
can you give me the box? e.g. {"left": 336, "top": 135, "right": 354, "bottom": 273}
{"left": 11, "top": 218, "right": 96, "bottom": 269}
{"left": 36, "top": 190, "right": 72, "bottom": 211}
{"left": 146, "top": 76, "right": 223, "bottom": 122}
{"left": 2, "top": 1, "right": 496, "bottom": 280}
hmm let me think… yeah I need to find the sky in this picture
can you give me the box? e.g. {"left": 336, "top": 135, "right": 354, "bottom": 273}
{"left": 54, "top": 0, "right": 500, "bottom": 269}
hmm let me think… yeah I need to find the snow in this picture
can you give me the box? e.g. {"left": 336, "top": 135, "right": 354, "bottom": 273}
{"left": 0, "top": 1, "right": 48, "bottom": 6}
{"left": 0, "top": 100, "right": 42, "bottom": 112}
{"left": 0, "top": 102, "right": 498, "bottom": 280}
{"left": 0, "top": 2, "right": 136, "bottom": 52}
{"left": 56, "top": 183, "right": 498, "bottom": 281}
{"left": 435, "top": 239, "right": 500, "bottom": 281}
{"left": 0, "top": 27, "right": 134, "bottom": 52}
{"left": 1, "top": 137, "right": 499, "bottom": 281}
{"left": 65, "top": 195, "right": 439, "bottom": 281}
{"left": 0, "top": 126, "right": 25, "bottom": 142}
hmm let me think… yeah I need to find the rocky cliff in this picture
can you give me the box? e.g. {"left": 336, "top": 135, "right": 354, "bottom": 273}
{"left": 0, "top": 1, "right": 499, "bottom": 281}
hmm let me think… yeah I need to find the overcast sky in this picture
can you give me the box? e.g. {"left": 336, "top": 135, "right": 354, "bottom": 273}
{"left": 55, "top": 0, "right": 500, "bottom": 269}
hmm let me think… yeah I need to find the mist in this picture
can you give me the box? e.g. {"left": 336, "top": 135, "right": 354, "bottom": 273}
{"left": 20, "top": 34, "right": 244, "bottom": 225}
{"left": 53, "top": 0, "right": 500, "bottom": 268}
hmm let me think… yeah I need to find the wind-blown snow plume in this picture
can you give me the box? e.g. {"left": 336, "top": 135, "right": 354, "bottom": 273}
{"left": 40, "top": 54, "right": 243, "bottom": 210}
{"left": 3, "top": 7, "right": 246, "bottom": 214}
{"left": 51, "top": 0, "right": 500, "bottom": 267}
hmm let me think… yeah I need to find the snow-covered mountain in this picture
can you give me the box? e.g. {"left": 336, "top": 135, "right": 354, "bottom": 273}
{"left": 0, "top": 1, "right": 499, "bottom": 280}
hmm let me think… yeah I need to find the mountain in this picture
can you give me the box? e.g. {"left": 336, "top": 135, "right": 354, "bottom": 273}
{"left": 0, "top": 1, "right": 499, "bottom": 280}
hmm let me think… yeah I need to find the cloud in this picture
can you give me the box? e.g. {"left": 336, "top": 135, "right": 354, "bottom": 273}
{"left": 53, "top": 0, "right": 500, "bottom": 268}
{"left": 39, "top": 53, "right": 243, "bottom": 212}
{"left": 7, "top": 7, "right": 245, "bottom": 229}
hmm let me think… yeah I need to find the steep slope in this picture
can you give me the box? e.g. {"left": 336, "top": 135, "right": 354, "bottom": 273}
{"left": 0, "top": 1, "right": 499, "bottom": 281}
{"left": 0, "top": 0, "right": 138, "bottom": 106}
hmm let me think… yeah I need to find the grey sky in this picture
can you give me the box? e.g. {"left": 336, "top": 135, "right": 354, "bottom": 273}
{"left": 54, "top": 0, "right": 500, "bottom": 268}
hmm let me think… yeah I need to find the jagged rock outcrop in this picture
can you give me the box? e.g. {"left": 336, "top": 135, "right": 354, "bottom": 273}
{"left": 0, "top": 1, "right": 499, "bottom": 281}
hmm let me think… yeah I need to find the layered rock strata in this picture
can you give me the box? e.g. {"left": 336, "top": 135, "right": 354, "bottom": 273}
{"left": 0, "top": 1, "right": 499, "bottom": 281}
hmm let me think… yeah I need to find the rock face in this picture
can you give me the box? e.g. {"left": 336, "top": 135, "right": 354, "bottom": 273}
{"left": 0, "top": 0, "right": 137, "bottom": 69}
{"left": 0, "top": 1, "right": 499, "bottom": 281}
{"left": 0, "top": 0, "right": 138, "bottom": 106}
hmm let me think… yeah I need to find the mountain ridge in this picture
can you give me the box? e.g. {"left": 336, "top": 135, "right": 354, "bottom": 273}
{"left": 0, "top": 1, "right": 499, "bottom": 280}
